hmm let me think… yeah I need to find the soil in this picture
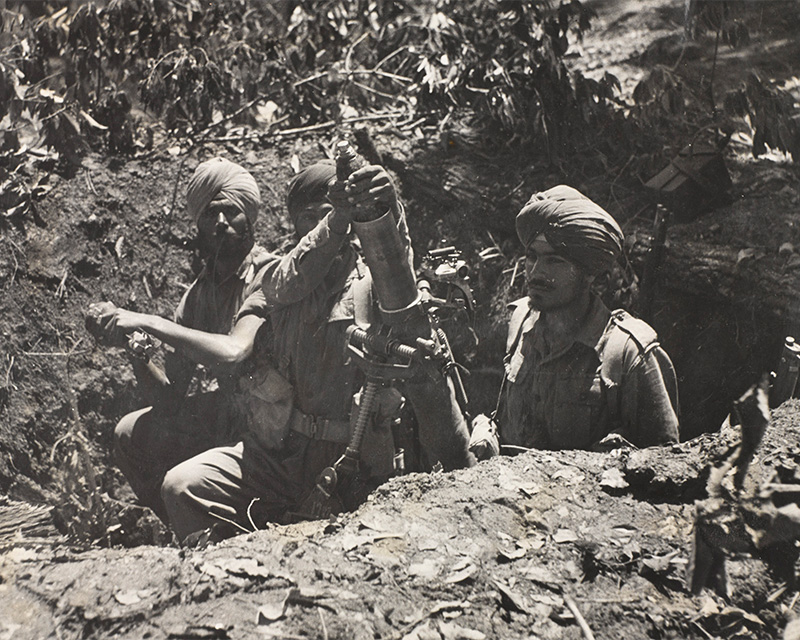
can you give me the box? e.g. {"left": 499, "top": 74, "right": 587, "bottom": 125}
{"left": 2, "top": 1, "right": 800, "bottom": 639}
{"left": 2, "top": 401, "right": 798, "bottom": 640}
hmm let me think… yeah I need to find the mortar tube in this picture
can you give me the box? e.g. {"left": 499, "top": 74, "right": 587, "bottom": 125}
{"left": 352, "top": 210, "right": 420, "bottom": 316}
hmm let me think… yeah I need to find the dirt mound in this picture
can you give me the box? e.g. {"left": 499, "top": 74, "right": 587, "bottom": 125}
{"left": 3, "top": 400, "right": 799, "bottom": 640}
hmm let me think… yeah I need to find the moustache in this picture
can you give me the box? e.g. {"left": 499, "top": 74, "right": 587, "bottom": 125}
{"left": 526, "top": 277, "right": 555, "bottom": 291}
{"left": 214, "top": 221, "right": 238, "bottom": 237}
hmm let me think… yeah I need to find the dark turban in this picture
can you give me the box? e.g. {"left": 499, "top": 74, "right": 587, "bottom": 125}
{"left": 515, "top": 185, "right": 624, "bottom": 275}
{"left": 286, "top": 160, "right": 337, "bottom": 221}
{"left": 186, "top": 157, "right": 260, "bottom": 227}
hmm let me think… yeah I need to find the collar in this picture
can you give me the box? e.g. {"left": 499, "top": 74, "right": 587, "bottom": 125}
{"left": 528, "top": 294, "right": 611, "bottom": 362}
{"left": 199, "top": 243, "right": 269, "bottom": 287}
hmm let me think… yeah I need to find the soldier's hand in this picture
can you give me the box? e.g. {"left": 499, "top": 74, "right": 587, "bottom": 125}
{"left": 326, "top": 179, "right": 355, "bottom": 228}
{"left": 86, "top": 301, "right": 117, "bottom": 344}
{"left": 591, "top": 432, "right": 636, "bottom": 453}
{"left": 468, "top": 414, "right": 500, "bottom": 461}
{"left": 85, "top": 301, "right": 141, "bottom": 347}
{"left": 344, "top": 165, "right": 399, "bottom": 220}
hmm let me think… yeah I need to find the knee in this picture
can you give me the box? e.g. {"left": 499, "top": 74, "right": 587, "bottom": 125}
{"left": 161, "top": 462, "right": 196, "bottom": 506}
{"left": 113, "top": 407, "right": 152, "bottom": 455}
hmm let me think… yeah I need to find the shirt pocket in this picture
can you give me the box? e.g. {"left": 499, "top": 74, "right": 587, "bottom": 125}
{"left": 235, "top": 367, "right": 295, "bottom": 451}
{"left": 550, "top": 372, "right": 604, "bottom": 449}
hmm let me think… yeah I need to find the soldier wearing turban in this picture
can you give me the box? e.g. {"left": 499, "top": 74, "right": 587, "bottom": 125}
{"left": 86, "top": 158, "right": 291, "bottom": 537}
{"left": 158, "top": 153, "right": 475, "bottom": 543}
{"left": 469, "top": 185, "right": 679, "bottom": 457}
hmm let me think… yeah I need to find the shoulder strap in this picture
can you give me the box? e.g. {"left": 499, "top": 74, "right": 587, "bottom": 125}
{"left": 506, "top": 297, "right": 534, "bottom": 358}
{"left": 600, "top": 309, "right": 661, "bottom": 425}
{"left": 491, "top": 298, "right": 535, "bottom": 421}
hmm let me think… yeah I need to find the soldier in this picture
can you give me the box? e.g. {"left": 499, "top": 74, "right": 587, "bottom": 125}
{"left": 261, "top": 158, "right": 476, "bottom": 491}
{"left": 155, "top": 157, "right": 474, "bottom": 542}
{"left": 86, "top": 158, "right": 291, "bottom": 539}
{"left": 470, "top": 185, "right": 680, "bottom": 458}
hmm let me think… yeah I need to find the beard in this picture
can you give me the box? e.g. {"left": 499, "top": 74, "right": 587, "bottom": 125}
{"left": 198, "top": 227, "right": 251, "bottom": 263}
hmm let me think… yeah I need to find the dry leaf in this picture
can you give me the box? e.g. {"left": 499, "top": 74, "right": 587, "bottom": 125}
{"left": 497, "top": 545, "right": 526, "bottom": 562}
{"left": 418, "top": 538, "right": 440, "bottom": 551}
{"left": 641, "top": 550, "right": 679, "bottom": 575}
{"left": 408, "top": 558, "right": 440, "bottom": 579}
{"left": 493, "top": 581, "right": 529, "bottom": 614}
{"left": 257, "top": 588, "right": 298, "bottom": 624}
{"left": 600, "top": 467, "right": 629, "bottom": 489}
{"left": 438, "top": 620, "right": 487, "bottom": 640}
{"left": 114, "top": 590, "right": 141, "bottom": 605}
{"left": 80, "top": 109, "right": 108, "bottom": 130}
{"left": 444, "top": 559, "right": 477, "bottom": 584}
{"left": 524, "top": 565, "right": 560, "bottom": 588}
{"left": 553, "top": 529, "right": 578, "bottom": 544}
{"left": 736, "top": 248, "right": 757, "bottom": 265}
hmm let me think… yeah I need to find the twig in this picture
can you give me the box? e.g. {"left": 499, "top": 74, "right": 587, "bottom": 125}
{"left": 506, "top": 258, "right": 520, "bottom": 295}
{"left": 84, "top": 169, "right": 98, "bottom": 196}
{"left": 39, "top": 106, "right": 68, "bottom": 122}
{"left": 709, "top": 24, "right": 721, "bottom": 115}
{"left": 398, "top": 116, "right": 428, "bottom": 132}
{"left": 352, "top": 80, "right": 403, "bottom": 101}
{"left": 203, "top": 111, "right": 406, "bottom": 143}
{"left": 191, "top": 93, "right": 270, "bottom": 139}
{"left": 691, "top": 620, "right": 715, "bottom": 640}
{"left": 166, "top": 154, "right": 192, "bottom": 220}
{"left": 4, "top": 355, "right": 15, "bottom": 391}
{"left": 345, "top": 32, "right": 370, "bottom": 72}
{"left": 318, "top": 608, "right": 329, "bottom": 640}
{"left": 563, "top": 595, "right": 595, "bottom": 640}
{"left": 207, "top": 510, "right": 251, "bottom": 534}
{"left": 375, "top": 46, "right": 408, "bottom": 71}
{"left": 1, "top": 237, "right": 21, "bottom": 288}
{"left": 351, "top": 68, "right": 412, "bottom": 84}
{"left": 246, "top": 498, "right": 260, "bottom": 531}
{"left": 21, "top": 350, "right": 90, "bottom": 357}
{"left": 294, "top": 71, "right": 327, "bottom": 88}
{"left": 54, "top": 267, "right": 68, "bottom": 300}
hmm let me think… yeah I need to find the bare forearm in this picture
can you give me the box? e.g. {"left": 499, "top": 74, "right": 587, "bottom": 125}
{"left": 129, "top": 314, "right": 256, "bottom": 371}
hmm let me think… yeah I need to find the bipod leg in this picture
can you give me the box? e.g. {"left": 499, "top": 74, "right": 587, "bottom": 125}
{"left": 290, "top": 380, "right": 381, "bottom": 522}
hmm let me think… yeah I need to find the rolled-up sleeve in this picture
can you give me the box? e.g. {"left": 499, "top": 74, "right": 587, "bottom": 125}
{"left": 261, "top": 213, "right": 349, "bottom": 306}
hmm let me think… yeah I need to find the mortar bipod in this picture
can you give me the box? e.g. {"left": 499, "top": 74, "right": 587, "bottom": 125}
{"left": 292, "top": 325, "right": 426, "bottom": 521}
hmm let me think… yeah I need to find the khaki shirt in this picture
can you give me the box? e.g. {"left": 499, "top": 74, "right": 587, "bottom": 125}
{"left": 262, "top": 215, "right": 373, "bottom": 422}
{"left": 501, "top": 296, "right": 680, "bottom": 450}
{"left": 260, "top": 210, "right": 412, "bottom": 471}
{"left": 173, "top": 245, "right": 293, "bottom": 448}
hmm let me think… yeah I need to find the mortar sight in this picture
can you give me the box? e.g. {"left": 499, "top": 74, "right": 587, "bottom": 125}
{"left": 419, "top": 247, "right": 475, "bottom": 318}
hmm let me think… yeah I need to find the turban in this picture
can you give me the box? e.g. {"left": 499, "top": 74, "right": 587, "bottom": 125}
{"left": 286, "top": 160, "right": 337, "bottom": 221}
{"left": 515, "top": 185, "right": 624, "bottom": 275}
{"left": 186, "top": 157, "right": 260, "bottom": 227}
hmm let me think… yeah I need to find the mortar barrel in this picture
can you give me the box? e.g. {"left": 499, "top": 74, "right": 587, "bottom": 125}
{"left": 352, "top": 210, "right": 419, "bottom": 313}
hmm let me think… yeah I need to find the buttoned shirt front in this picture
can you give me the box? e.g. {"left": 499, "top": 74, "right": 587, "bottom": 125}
{"left": 501, "top": 296, "right": 680, "bottom": 450}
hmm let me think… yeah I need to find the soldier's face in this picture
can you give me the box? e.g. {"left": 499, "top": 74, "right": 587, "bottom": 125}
{"left": 524, "top": 235, "right": 591, "bottom": 311}
{"left": 294, "top": 200, "right": 334, "bottom": 237}
{"left": 197, "top": 197, "right": 251, "bottom": 257}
